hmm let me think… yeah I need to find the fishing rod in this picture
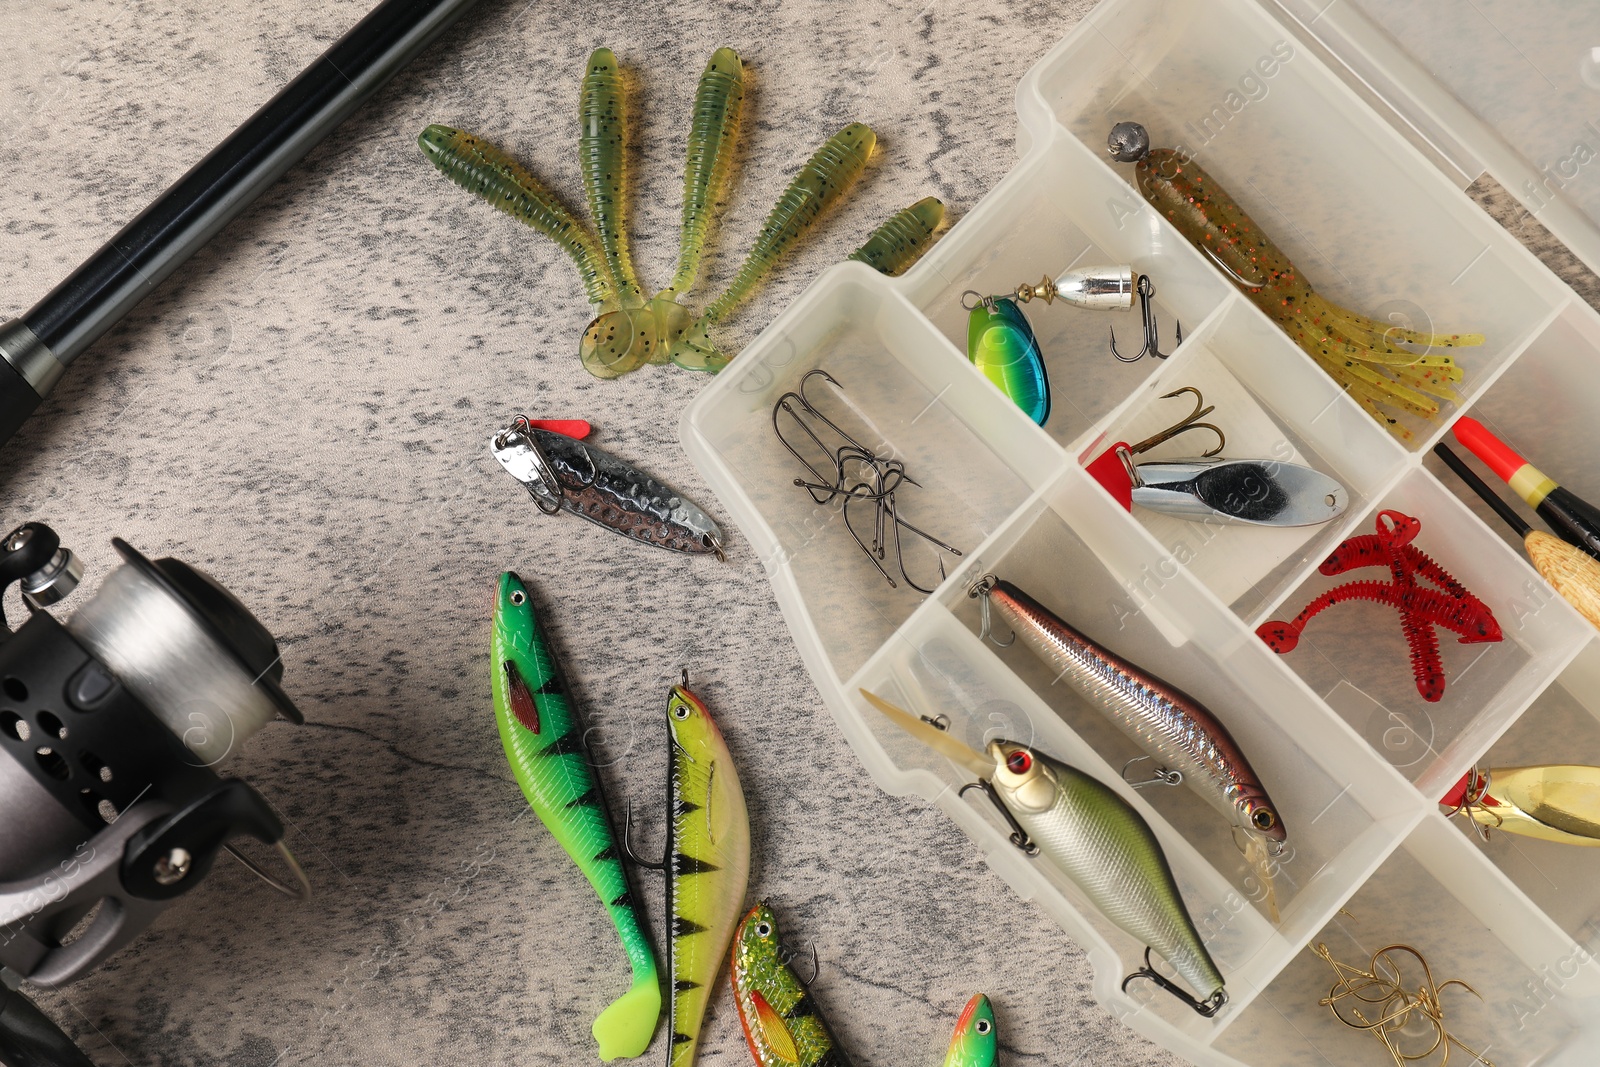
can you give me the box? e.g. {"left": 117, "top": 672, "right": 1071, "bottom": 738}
{"left": 0, "top": 0, "right": 484, "bottom": 455}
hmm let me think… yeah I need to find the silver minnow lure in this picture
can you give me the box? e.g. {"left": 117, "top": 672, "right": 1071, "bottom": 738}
{"left": 491, "top": 420, "right": 726, "bottom": 558}
{"left": 973, "top": 575, "right": 1284, "bottom": 845}
{"left": 860, "top": 690, "right": 1227, "bottom": 1016}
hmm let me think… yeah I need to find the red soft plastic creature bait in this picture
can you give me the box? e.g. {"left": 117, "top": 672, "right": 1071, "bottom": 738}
{"left": 1257, "top": 510, "right": 1500, "bottom": 702}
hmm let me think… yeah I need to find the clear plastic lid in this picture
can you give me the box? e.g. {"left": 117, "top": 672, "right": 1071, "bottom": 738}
{"left": 1271, "top": 0, "right": 1600, "bottom": 275}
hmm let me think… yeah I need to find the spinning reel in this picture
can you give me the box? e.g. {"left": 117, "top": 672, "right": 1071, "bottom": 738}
{"left": 0, "top": 522, "right": 306, "bottom": 1065}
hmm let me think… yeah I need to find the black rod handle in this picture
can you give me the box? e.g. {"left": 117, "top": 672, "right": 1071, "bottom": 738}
{"left": 0, "top": 0, "right": 482, "bottom": 450}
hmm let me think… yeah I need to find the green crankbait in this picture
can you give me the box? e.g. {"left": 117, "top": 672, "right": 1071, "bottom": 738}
{"left": 941, "top": 994, "right": 996, "bottom": 1067}
{"left": 862, "top": 689, "right": 1227, "bottom": 1017}
{"left": 848, "top": 196, "right": 944, "bottom": 277}
{"left": 417, "top": 124, "right": 613, "bottom": 307}
{"left": 730, "top": 902, "right": 855, "bottom": 1066}
{"left": 1107, "top": 121, "right": 1481, "bottom": 441}
{"left": 491, "top": 572, "right": 661, "bottom": 1060}
{"left": 669, "top": 123, "right": 878, "bottom": 372}
{"left": 626, "top": 677, "right": 751, "bottom": 1067}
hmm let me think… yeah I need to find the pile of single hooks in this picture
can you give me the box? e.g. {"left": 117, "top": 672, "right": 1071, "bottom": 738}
{"left": 1312, "top": 941, "right": 1495, "bottom": 1066}
{"left": 772, "top": 369, "right": 963, "bottom": 593}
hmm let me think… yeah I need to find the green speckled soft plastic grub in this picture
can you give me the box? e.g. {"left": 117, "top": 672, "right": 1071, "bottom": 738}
{"left": 668, "top": 123, "right": 877, "bottom": 372}
{"left": 420, "top": 50, "right": 942, "bottom": 379}
{"left": 1107, "top": 120, "right": 1482, "bottom": 442}
{"left": 848, "top": 196, "right": 944, "bottom": 276}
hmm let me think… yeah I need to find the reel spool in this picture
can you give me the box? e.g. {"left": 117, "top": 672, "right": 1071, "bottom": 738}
{"left": 0, "top": 522, "right": 306, "bottom": 1062}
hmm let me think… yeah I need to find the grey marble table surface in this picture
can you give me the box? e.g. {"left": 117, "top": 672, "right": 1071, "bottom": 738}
{"left": 2, "top": 2, "right": 1596, "bottom": 1066}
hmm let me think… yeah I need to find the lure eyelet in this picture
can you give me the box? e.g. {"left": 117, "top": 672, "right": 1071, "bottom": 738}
{"left": 975, "top": 1019, "right": 992, "bottom": 1035}
{"left": 673, "top": 704, "right": 690, "bottom": 720}
{"left": 755, "top": 922, "right": 772, "bottom": 938}
{"left": 510, "top": 590, "right": 526, "bottom": 605}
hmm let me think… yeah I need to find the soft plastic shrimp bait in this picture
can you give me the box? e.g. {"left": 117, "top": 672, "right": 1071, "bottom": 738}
{"left": 1107, "top": 122, "right": 1482, "bottom": 441}
{"left": 1257, "top": 510, "right": 1501, "bottom": 701}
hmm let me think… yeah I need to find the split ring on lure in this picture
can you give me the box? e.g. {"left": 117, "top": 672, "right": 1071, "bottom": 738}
{"left": 730, "top": 903, "right": 856, "bottom": 1066}
{"left": 490, "top": 572, "right": 662, "bottom": 1060}
{"left": 965, "top": 264, "right": 1182, "bottom": 364}
{"left": 622, "top": 675, "right": 752, "bottom": 1067}
{"left": 490, "top": 416, "right": 727, "bottom": 559}
{"left": 941, "top": 994, "right": 997, "bottom": 1067}
{"left": 1107, "top": 121, "right": 1483, "bottom": 441}
{"left": 968, "top": 575, "right": 1287, "bottom": 921}
{"left": 1442, "top": 765, "right": 1600, "bottom": 847}
{"left": 860, "top": 689, "right": 1228, "bottom": 1016}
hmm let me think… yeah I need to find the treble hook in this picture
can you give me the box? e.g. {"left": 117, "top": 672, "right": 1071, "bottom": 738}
{"left": 960, "top": 779, "right": 1038, "bottom": 856}
{"left": 1125, "top": 387, "right": 1226, "bottom": 458}
{"left": 1109, "top": 275, "right": 1182, "bottom": 362}
{"left": 1122, "top": 947, "right": 1228, "bottom": 1018}
{"left": 969, "top": 574, "right": 1016, "bottom": 648}
{"left": 1443, "top": 766, "right": 1501, "bottom": 844}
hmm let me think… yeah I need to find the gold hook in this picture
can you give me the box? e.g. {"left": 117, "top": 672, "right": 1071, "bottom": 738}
{"left": 1126, "top": 387, "right": 1226, "bottom": 458}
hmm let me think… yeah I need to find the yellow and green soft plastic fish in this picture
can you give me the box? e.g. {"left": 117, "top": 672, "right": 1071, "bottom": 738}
{"left": 491, "top": 571, "right": 661, "bottom": 1060}
{"left": 648, "top": 679, "right": 751, "bottom": 1067}
{"left": 941, "top": 994, "right": 997, "bottom": 1067}
{"left": 731, "top": 903, "right": 855, "bottom": 1067}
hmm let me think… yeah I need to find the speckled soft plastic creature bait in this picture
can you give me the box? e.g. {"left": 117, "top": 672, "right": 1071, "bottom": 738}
{"left": 491, "top": 572, "right": 661, "bottom": 1060}
{"left": 1107, "top": 121, "right": 1482, "bottom": 440}
{"left": 941, "top": 994, "right": 997, "bottom": 1067}
{"left": 965, "top": 296, "right": 1050, "bottom": 425}
{"left": 970, "top": 575, "right": 1285, "bottom": 919}
{"left": 670, "top": 123, "right": 878, "bottom": 372}
{"left": 861, "top": 690, "right": 1227, "bottom": 1016}
{"left": 627, "top": 676, "right": 751, "bottom": 1067}
{"left": 1444, "top": 765, "right": 1600, "bottom": 846}
{"left": 490, "top": 417, "right": 726, "bottom": 559}
{"left": 730, "top": 903, "right": 855, "bottom": 1067}
{"left": 848, "top": 196, "right": 944, "bottom": 276}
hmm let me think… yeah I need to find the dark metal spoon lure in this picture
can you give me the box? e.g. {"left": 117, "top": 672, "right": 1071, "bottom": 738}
{"left": 491, "top": 416, "right": 726, "bottom": 559}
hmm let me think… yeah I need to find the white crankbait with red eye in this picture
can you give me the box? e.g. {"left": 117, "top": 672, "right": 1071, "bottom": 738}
{"left": 861, "top": 689, "right": 1228, "bottom": 1018}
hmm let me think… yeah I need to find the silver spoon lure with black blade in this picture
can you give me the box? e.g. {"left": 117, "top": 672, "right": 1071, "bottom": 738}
{"left": 491, "top": 419, "right": 726, "bottom": 558}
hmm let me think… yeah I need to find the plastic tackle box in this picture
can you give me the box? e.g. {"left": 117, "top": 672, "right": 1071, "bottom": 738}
{"left": 680, "top": 1, "right": 1600, "bottom": 1062}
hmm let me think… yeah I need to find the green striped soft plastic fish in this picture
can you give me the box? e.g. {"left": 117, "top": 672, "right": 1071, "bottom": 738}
{"left": 491, "top": 571, "right": 661, "bottom": 1060}
{"left": 941, "top": 994, "right": 996, "bottom": 1067}
{"left": 669, "top": 123, "right": 877, "bottom": 372}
